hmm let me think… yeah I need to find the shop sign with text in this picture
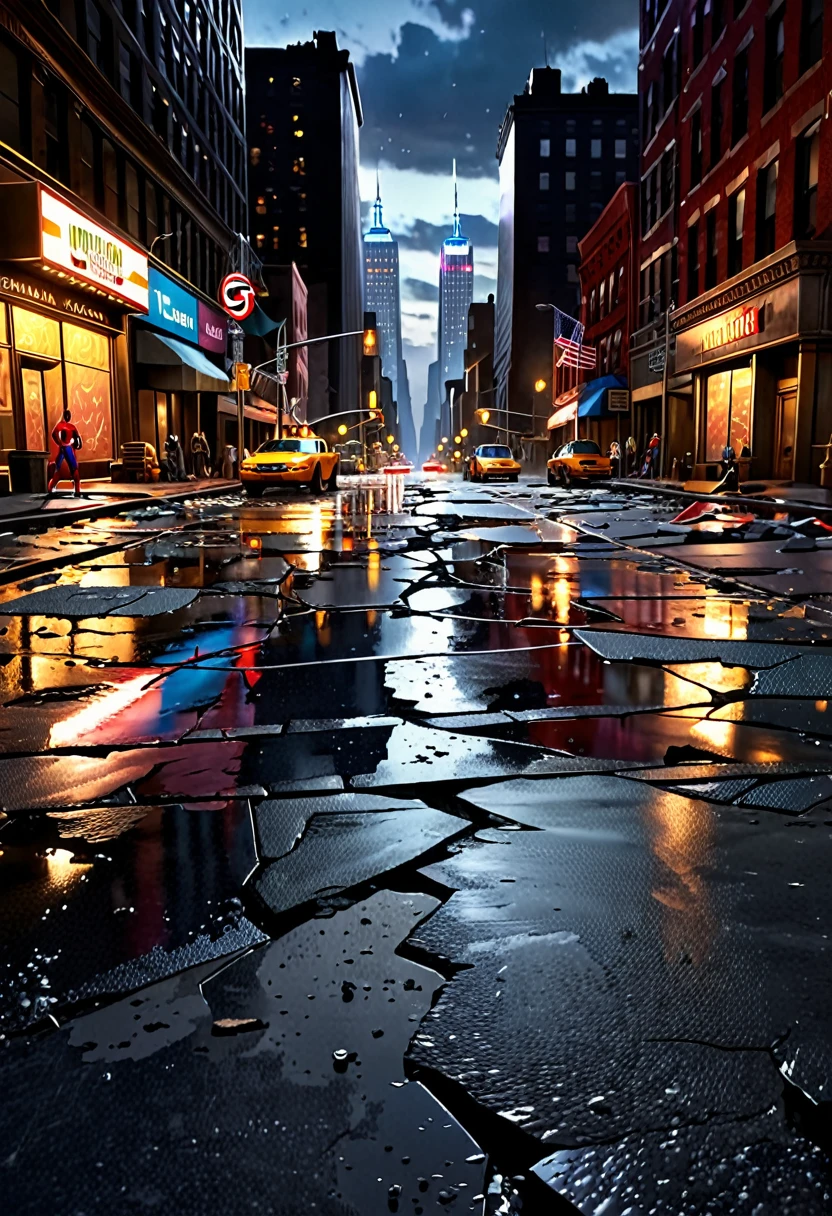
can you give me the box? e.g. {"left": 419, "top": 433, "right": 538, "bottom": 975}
{"left": 148, "top": 268, "right": 197, "bottom": 341}
{"left": 701, "top": 306, "right": 759, "bottom": 354}
{"left": 40, "top": 188, "right": 149, "bottom": 311}
{"left": 198, "top": 301, "right": 227, "bottom": 353}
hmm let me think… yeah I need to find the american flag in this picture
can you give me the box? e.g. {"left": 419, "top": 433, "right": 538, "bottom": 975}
{"left": 551, "top": 308, "right": 596, "bottom": 368}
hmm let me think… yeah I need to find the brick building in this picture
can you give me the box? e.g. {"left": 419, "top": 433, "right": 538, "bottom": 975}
{"left": 633, "top": 0, "right": 831, "bottom": 482}
{"left": 550, "top": 182, "right": 639, "bottom": 451}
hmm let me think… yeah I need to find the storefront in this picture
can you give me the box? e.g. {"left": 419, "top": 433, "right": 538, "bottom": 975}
{"left": 133, "top": 266, "right": 230, "bottom": 474}
{"left": 672, "top": 242, "right": 832, "bottom": 484}
{"left": 547, "top": 377, "right": 628, "bottom": 456}
{"left": 0, "top": 182, "right": 149, "bottom": 481}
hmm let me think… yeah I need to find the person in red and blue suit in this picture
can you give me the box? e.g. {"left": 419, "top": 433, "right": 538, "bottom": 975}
{"left": 47, "top": 408, "right": 83, "bottom": 497}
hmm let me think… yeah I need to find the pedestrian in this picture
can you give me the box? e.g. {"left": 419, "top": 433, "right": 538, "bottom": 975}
{"left": 47, "top": 408, "right": 82, "bottom": 497}
{"left": 191, "top": 431, "right": 210, "bottom": 479}
{"left": 625, "top": 435, "right": 638, "bottom": 476}
{"left": 608, "top": 439, "right": 621, "bottom": 477}
{"left": 647, "top": 432, "right": 661, "bottom": 479}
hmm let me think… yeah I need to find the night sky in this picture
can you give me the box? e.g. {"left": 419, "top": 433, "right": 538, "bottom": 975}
{"left": 244, "top": 1, "right": 639, "bottom": 430}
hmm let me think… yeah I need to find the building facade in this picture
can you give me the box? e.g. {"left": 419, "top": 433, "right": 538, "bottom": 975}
{"left": 458, "top": 295, "right": 495, "bottom": 455}
{"left": 634, "top": 0, "right": 831, "bottom": 483}
{"left": 0, "top": 0, "right": 248, "bottom": 481}
{"left": 363, "top": 177, "right": 402, "bottom": 408}
{"left": 494, "top": 68, "right": 639, "bottom": 441}
{"left": 245, "top": 32, "right": 364, "bottom": 422}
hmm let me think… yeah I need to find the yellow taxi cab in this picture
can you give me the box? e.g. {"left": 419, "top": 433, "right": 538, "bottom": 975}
{"left": 240, "top": 428, "right": 339, "bottom": 497}
{"left": 547, "top": 439, "right": 611, "bottom": 488}
{"left": 465, "top": 443, "right": 521, "bottom": 483}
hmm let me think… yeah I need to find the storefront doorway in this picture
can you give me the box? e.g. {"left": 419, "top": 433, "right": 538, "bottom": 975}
{"left": 773, "top": 380, "right": 797, "bottom": 480}
{"left": 703, "top": 364, "right": 752, "bottom": 467}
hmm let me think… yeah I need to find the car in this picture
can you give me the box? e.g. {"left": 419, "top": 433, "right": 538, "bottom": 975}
{"left": 547, "top": 439, "right": 611, "bottom": 488}
{"left": 240, "top": 433, "right": 339, "bottom": 496}
{"left": 466, "top": 444, "right": 521, "bottom": 483}
{"left": 422, "top": 458, "right": 447, "bottom": 473}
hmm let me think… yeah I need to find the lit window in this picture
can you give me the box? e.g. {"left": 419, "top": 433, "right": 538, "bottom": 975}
{"left": 298, "top": 227, "right": 307, "bottom": 248}
{"left": 566, "top": 235, "right": 577, "bottom": 253}
{"left": 565, "top": 171, "right": 576, "bottom": 191}
{"left": 567, "top": 264, "right": 578, "bottom": 283}
{"left": 540, "top": 138, "right": 550, "bottom": 157}
{"left": 615, "top": 139, "right": 626, "bottom": 159}
{"left": 255, "top": 195, "right": 266, "bottom": 214}
{"left": 539, "top": 172, "right": 549, "bottom": 190}
{"left": 565, "top": 138, "right": 576, "bottom": 157}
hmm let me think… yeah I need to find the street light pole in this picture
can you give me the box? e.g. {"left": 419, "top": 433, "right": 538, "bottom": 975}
{"left": 251, "top": 328, "right": 367, "bottom": 441}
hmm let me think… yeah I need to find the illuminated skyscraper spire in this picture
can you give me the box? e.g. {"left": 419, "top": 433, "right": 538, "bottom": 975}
{"left": 452, "top": 157, "right": 462, "bottom": 239}
{"left": 373, "top": 167, "right": 384, "bottom": 231}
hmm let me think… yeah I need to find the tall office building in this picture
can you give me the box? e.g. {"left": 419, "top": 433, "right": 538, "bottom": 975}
{"left": 438, "top": 163, "right": 474, "bottom": 393}
{"left": 363, "top": 175, "right": 402, "bottom": 407}
{"left": 494, "top": 68, "right": 638, "bottom": 437}
{"left": 246, "top": 32, "right": 364, "bottom": 419}
{"left": 0, "top": 0, "right": 248, "bottom": 478}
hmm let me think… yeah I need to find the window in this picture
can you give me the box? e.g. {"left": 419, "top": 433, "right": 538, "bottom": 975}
{"left": 565, "top": 171, "right": 576, "bottom": 191}
{"left": 599, "top": 279, "right": 606, "bottom": 316}
{"left": 800, "top": 0, "right": 824, "bottom": 72}
{"left": 712, "top": 0, "right": 725, "bottom": 41}
{"left": 615, "top": 170, "right": 626, "bottom": 186}
{"left": 764, "top": 13, "right": 785, "bottom": 112}
{"left": 705, "top": 209, "right": 718, "bottom": 289}
{"left": 692, "top": 0, "right": 705, "bottom": 66}
{"left": 565, "top": 204, "right": 576, "bottom": 223}
{"left": 145, "top": 179, "right": 158, "bottom": 248}
{"left": 795, "top": 123, "right": 820, "bottom": 237}
{"left": 644, "top": 82, "right": 656, "bottom": 143}
{"left": 728, "top": 187, "right": 745, "bottom": 277}
{"left": 124, "top": 161, "right": 140, "bottom": 239}
{"left": 710, "top": 81, "right": 723, "bottom": 168}
{"left": 617, "top": 265, "right": 625, "bottom": 305}
{"left": 565, "top": 138, "right": 576, "bottom": 158}
{"left": 688, "top": 221, "right": 700, "bottom": 298}
{"left": 567, "top": 264, "right": 579, "bottom": 284}
{"left": 690, "top": 109, "right": 702, "bottom": 187}
{"left": 102, "top": 138, "right": 118, "bottom": 224}
{"left": 731, "top": 49, "right": 749, "bottom": 145}
{"left": 590, "top": 170, "right": 602, "bottom": 191}
{"left": 566, "top": 235, "right": 577, "bottom": 253}
{"left": 539, "top": 172, "right": 550, "bottom": 191}
{"left": 591, "top": 139, "right": 602, "bottom": 158}
{"left": 705, "top": 367, "right": 752, "bottom": 462}
{"left": 540, "top": 138, "right": 550, "bottom": 157}
{"left": 537, "top": 235, "right": 550, "bottom": 253}
{"left": 589, "top": 288, "right": 596, "bottom": 323}
{"left": 0, "top": 38, "right": 20, "bottom": 150}
{"left": 756, "top": 159, "right": 778, "bottom": 258}
{"left": 86, "top": 0, "right": 103, "bottom": 68}
{"left": 612, "top": 329, "right": 623, "bottom": 371}
{"left": 80, "top": 119, "right": 96, "bottom": 204}
{"left": 615, "top": 139, "right": 626, "bottom": 159}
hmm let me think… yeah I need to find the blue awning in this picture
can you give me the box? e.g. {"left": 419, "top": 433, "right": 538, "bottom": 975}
{"left": 578, "top": 374, "right": 628, "bottom": 417}
{"left": 136, "top": 329, "right": 230, "bottom": 391}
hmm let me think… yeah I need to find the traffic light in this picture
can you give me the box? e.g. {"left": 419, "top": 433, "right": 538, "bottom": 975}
{"left": 476, "top": 409, "right": 490, "bottom": 424}
{"left": 363, "top": 326, "right": 377, "bottom": 356}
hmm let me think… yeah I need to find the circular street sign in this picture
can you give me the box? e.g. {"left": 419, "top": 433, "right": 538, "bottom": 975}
{"left": 218, "top": 272, "right": 256, "bottom": 320}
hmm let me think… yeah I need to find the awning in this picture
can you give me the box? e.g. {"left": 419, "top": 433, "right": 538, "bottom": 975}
{"left": 218, "top": 394, "right": 277, "bottom": 425}
{"left": 578, "top": 374, "right": 628, "bottom": 418}
{"left": 136, "top": 329, "right": 230, "bottom": 391}
{"left": 548, "top": 401, "right": 577, "bottom": 429}
{"left": 241, "top": 303, "right": 281, "bottom": 337}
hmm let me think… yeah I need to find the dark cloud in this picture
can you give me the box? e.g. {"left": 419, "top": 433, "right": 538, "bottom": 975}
{"left": 355, "top": 4, "right": 638, "bottom": 178}
{"left": 400, "top": 213, "right": 498, "bottom": 251}
{"left": 404, "top": 277, "right": 439, "bottom": 301}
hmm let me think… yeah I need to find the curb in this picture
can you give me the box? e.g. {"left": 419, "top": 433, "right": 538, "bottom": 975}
{"left": 608, "top": 478, "right": 832, "bottom": 521}
{"left": 0, "top": 481, "right": 242, "bottom": 536}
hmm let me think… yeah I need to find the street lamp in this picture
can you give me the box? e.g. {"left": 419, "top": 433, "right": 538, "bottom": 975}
{"left": 150, "top": 232, "right": 174, "bottom": 255}
{"left": 534, "top": 379, "right": 547, "bottom": 393}
{"left": 338, "top": 424, "right": 348, "bottom": 436}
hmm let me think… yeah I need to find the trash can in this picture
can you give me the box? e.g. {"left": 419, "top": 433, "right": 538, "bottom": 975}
{"left": 8, "top": 450, "right": 49, "bottom": 494}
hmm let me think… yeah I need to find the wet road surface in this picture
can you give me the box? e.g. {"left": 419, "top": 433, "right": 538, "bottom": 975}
{"left": 1, "top": 474, "right": 832, "bottom": 1214}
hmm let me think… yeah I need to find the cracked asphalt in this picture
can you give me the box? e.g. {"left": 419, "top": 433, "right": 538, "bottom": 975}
{"left": 1, "top": 473, "right": 831, "bottom": 1214}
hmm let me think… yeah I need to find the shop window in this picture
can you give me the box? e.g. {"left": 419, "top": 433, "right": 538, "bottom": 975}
{"left": 102, "top": 138, "right": 119, "bottom": 224}
{"left": 540, "top": 138, "right": 550, "bottom": 157}
{"left": 690, "top": 109, "right": 702, "bottom": 188}
{"left": 756, "top": 159, "right": 778, "bottom": 258}
{"left": 800, "top": 0, "right": 824, "bottom": 73}
{"left": 795, "top": 123, "right": 820, "bottom": 238}
{"left": 763, "top": 12, "right": 785, "bottom": 113}
{"left": 0, "top": 318, "right": 13, "bottom": 451}
{"left": 710, "top": 81, "right": 723, "bottom": 169}
{"left": 705, "top": 209, "right": 718, "bottom": 289}
{"left": 731, "top": 48, "right": 749, "bottom": 146}
{"left": 705, "top": 366, "right": 751, "bottom": 462}
{"left": 728, "top": 187, "right": 744, "bottom": 277}
{"left": 687, "top": 221, "right": 700, "bottom": 298}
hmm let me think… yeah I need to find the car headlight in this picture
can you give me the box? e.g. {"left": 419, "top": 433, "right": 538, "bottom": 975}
{"left": 241, "top": 461, "right": 254, "bottom": 470}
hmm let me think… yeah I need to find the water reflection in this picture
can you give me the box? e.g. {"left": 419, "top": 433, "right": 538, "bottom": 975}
{"left": 646, "top": 792, "right": 716, "bottom": 967}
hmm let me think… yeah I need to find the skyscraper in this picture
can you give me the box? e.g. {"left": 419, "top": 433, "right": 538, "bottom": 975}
{"left": 438, "top": 163, "right": 474, "bottom": 392}
{"left": 363, "top": 175, "right": 402, "bottom": 406}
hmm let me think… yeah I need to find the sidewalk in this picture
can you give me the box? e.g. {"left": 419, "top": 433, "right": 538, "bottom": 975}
{"left": 0, "top": 477, "right": 240, "bottom": 533}
{"left": 611, "top": 475, "right": 832, "bottom": 517}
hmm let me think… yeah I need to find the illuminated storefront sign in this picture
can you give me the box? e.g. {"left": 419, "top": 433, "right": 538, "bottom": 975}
{"left": 148, "top": 268, "right": 197, "bottom": 340}
{"left": 701, "top": 305, "right": 759, "bottom": 354}
{"left": 40, "top": 188, "right": 149, "bottom": 311}
{"left": 198, "top": 301, "right": 227, "bottom": 353}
